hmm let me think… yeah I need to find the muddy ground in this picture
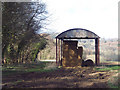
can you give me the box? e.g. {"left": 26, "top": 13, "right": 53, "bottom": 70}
{"left": 2, "top": 65, "right": 119, "bottom": 88}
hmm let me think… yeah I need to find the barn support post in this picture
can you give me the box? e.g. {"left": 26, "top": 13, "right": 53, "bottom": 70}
{"left": 95, "top": 38, "right": 100, "bottom": 65}
{"left": 58, "top": 39, "right": 60, "bottom": 66}
{"left": 97, "top": 38, "right": 100, "bottom": 65}
{"left": 60, "top": 40, "right": 63, "bottom": 66}
{"left": 56, "top": 38, "right": 57, "bottom": 65}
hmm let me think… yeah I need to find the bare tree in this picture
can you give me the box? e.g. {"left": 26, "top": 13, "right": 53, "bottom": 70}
{"left": 2, "top": 2, "right": 48, "bottom": 64}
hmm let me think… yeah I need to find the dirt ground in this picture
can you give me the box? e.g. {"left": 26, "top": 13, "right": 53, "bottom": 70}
{"left": 2, "top": 65, "right": 119, "bottom": 88}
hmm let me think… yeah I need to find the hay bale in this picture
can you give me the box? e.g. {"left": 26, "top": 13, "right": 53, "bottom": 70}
{"left": 62, "top": 41, "right": 78, "bottom": 67}
{"left": 77, "top": 46, "right": 83, "bottom": 66}
{"left": 82, "top": 59, "right": 94, "bottom": 67}
{"left": 78, "top": 46, "right": 83, "bottom": 59}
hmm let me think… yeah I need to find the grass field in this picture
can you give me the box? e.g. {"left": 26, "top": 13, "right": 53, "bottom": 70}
{"left": 2, "top": 62, "right": 120, "bottom": 88}
{"left": 2, "top": 62, "right": 57, "bottom": 76}
{"left": 3, "top": 62, "right": 120, "bottom": 76}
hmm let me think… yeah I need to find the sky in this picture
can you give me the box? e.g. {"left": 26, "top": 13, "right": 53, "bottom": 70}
{"left": 40, "top": 0, "right": 119, "bottom": 38}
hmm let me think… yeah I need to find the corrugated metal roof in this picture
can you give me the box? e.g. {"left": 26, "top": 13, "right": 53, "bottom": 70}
{"left": 56, "top": 28, "right": 100, "bottom": 39}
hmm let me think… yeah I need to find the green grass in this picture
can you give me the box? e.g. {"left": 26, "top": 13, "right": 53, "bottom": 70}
{"left": 95, "top": 65, "right": 120, "bottom": 88}
{"left": 107, "top": 75, "right": 120, "bottom": 89}
{"left": 2, "top": 62, "right": 58, "bottom": 87}
{"left": 95, "top": 65, "right": 120, "bottom": 71}
{"left": 2, "top": 62, "right": 57, "bottom": 76}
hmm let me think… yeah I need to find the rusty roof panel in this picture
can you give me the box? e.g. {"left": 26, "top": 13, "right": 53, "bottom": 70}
{"left": 56, "top": 28, "right": 99, "bottom": 39}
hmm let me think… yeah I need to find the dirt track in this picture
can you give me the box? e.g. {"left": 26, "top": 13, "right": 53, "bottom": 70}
{"left": 2, "top": 66, "right": 118, "bottom": 88}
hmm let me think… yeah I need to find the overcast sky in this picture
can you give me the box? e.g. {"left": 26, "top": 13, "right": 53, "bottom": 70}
{"left": 41, "top": 0, "right": 119, "bottom": 39}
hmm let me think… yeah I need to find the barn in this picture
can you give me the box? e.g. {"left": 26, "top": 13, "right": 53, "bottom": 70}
{"left": 56, "top": 28, "right": 100, "bottom": 67}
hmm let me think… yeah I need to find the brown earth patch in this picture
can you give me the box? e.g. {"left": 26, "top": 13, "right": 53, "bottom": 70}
{"left": 2, "top": 66, "right": 118, "bottom": 88}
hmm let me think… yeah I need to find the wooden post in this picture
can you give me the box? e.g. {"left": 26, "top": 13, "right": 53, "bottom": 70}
{"left": 97, "top": 38, "right": 100, "bottom": 65}
{"left": 95, "top": 38, "right": 97, "bottom": 65}
{"left": 56, "top": 38, "right": 57, "bottom": 64}
{"left": 58, "top": 39, "right": 60, "bottom": 66}
{"left": 61, "top": 40, "right": 63, "bottom": 66}
{"left": 95, "top": 38, "right": 100, "bottom": 65}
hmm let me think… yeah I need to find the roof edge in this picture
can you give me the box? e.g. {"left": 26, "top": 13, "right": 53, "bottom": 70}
{"left": 56, "top": 28, "right": 100, "bottom": 39}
